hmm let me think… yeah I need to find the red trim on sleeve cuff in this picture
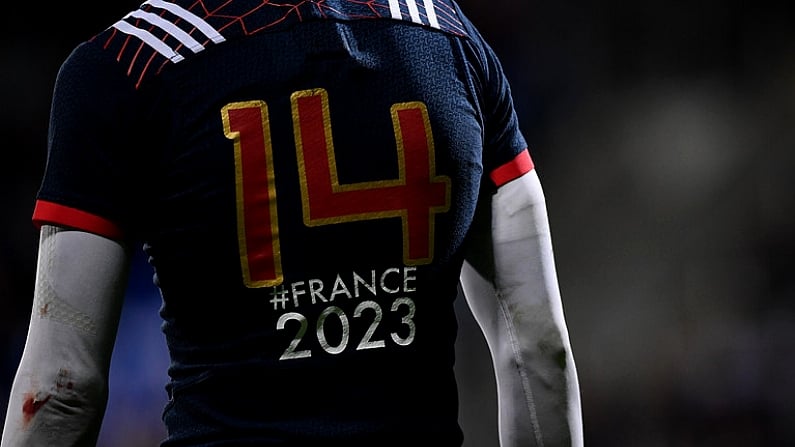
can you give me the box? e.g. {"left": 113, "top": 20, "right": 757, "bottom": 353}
{"left": 489, "top": 149, "right": 535, "bottom": 187}
{"left": 32, "top": 200, "right": 124, "bottom": 240}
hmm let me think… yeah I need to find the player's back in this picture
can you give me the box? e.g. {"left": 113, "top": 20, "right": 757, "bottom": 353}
{"left": 38, "top": 0, "right": 529, "bottom": 445}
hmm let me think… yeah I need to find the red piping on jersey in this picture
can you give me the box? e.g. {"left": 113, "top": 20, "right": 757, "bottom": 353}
{"left": 490, "top": 149, "right": 534, "bottom": 187}
{"left": 32, "top": 200, "right": 124, "bottom": 240}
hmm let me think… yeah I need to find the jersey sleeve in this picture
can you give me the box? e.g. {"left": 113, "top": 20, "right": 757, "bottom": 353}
{"left": 457, "top": 8, "right": 534, "bottom": 187}
{"left": 33, "top": 40, "right": 148, "bottom": 240}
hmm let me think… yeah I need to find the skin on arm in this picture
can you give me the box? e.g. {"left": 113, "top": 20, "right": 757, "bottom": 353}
{"left": 1, "top": 225, "right": 131, "bottom": 447}
{"left": 460, "top": 169, "right": 584, "bottom": 447}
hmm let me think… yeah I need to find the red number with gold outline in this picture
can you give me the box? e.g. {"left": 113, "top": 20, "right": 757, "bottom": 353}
{"left": 222, "top": 101, "right": 282, "bottom": 288}
{"left": 223, "top": 89, "right": 451, "bottom": 288}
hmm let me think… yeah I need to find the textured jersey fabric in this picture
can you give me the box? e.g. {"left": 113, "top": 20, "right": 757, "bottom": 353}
{"left": 33, "top": 1, "right": 533, "bottom": 445}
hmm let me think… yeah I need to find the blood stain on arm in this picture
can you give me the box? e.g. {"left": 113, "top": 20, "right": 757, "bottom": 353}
{"left": 22, "top": 392, "right": 52, "bottom": 426}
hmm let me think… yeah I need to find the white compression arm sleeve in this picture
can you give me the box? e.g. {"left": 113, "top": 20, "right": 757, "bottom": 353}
{"left": 2, "top": 225, "right": 131, "bottom": 447}
{"left": 460, "top": 170, "right": 583, "bottom": 447}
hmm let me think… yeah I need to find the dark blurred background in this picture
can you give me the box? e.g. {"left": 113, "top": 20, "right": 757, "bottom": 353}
{"left": 2, "top": 1, "right": 794, "bottom": 446}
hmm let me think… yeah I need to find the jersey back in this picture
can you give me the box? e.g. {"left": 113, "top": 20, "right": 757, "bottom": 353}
{"left": 33, "top": 1, "right": 531, "bottom": 445}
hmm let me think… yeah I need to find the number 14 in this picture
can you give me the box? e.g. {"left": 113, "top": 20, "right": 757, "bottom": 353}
{"left": 222, "top": 89, "right": 451, "bottom": 288}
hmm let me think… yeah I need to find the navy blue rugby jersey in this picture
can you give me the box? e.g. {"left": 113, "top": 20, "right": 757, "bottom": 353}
{"left": 33, "top": 0, "right": 534, "bottom": 445}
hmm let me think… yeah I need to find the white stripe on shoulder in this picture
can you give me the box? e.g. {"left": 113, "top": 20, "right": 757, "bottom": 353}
{"left": 405, "top": 0, "right": 422, "bottom": 24}
{"left": 111, "top": 20, "right": 185, "bottom": 62}
{"left": 423, "top": 0, "right": 440, "bottom": 29}
{"left": 126, "top": 10, "right": 204, "bottom": 53}
{"left": 144, "top": 0, "right": 225, "bottom": 44}
{"left": 388, "top": 0, "right": 402, "bottom": 20}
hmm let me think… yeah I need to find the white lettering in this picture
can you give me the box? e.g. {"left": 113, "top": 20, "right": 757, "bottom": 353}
{"left": 380, "top": 268, "right": 401, "bottom": 294}
{"left": 353, "top": 270, "right": 377, "bottom": 297}
{"left": 291, "top": 281, "right": 307, "bottom": 307}
{"left": 308, "top": 278, "right": 327, "bottom": 304}
{"left": 404, "top": 266, "right": 417, "bottom": 292}
{"left": 330, "top": 274, "right": 353, "bottom": 301}
{"left": 282, "top": 266, "right": 419, "bottom": 310}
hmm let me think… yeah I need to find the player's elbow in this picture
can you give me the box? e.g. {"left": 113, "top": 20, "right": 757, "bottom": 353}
{"left": 60, "top": 367, "right": 109, "bottom": 416}
{"left": 19, "top": 365, "right": 109, "bottom": 428}
{"left": 503, "top": 316, "right": 574, "bottom": 381}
